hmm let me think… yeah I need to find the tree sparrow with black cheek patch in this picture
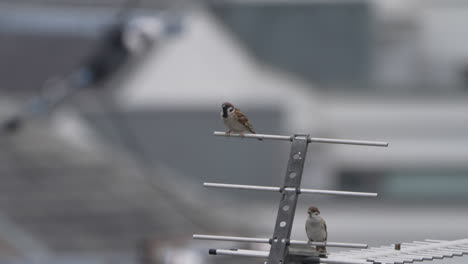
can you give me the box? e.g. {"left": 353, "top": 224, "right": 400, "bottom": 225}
{"left": 220, "top": 102, "right": 259, "bottom": 139}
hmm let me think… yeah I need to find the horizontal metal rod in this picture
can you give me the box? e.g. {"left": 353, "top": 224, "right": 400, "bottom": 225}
{"left": 214, "top": 131, "right": 292, "bottom": 141}
{"left": 209, "top": 249, "right": 370, "bottom": 264}
{"left": 296, "top": 188, "right": 378, "bottom": 197}
{"left": 203, "top": 182, "right": 279, "bottom": 192}
{"left": 289, "top": 240, "right": 368, "bottom": 248}
{"left": 195, "top": 234, "right": 269, "bottom": 244}
{"left": 204, "top": 182, "right": 378, "bottom": 197}
{"left": 309, "top": 137, "right": 388, "bottom": 147}
{"left": 209, "top": 248, "right": 268, "bottom": 258}
{"left": 193, "top": 234, "right": 367, "bottom": 248}
{"left": 333, "top": 247, "right": 393, "bottom": 256}
{"left": 214, "top": 131, "right": 389, "bottom": 147}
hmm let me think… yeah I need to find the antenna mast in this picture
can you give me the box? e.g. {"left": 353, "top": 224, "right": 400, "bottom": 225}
{"left": 195, "top": 131, "right": 388, "bottom": 264}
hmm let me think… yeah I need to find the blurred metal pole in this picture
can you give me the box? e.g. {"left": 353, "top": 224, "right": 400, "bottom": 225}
{"left": 0, "top": 213, "right": 51, "bottom": 261}
{"left": 94, "top": 93, "right": 211, "bottom": 232}
{"left": 137, "top": 238, "right": 157, "bottom": 264}
{"left": 1, "top": 13, "right": 172, "bottom": 134}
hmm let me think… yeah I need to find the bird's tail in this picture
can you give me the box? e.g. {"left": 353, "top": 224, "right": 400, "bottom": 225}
{"left": 251, "top": 131, "right": 263, "bottom": 141}
{"left": 316, "top": 246, "right": 327, "bottom": 255}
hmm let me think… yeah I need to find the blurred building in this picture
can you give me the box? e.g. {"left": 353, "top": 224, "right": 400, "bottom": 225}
{"left": 114, "top": 0, "right": 468, "bottom": 198}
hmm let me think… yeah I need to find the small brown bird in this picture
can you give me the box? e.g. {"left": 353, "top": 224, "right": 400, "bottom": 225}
{"left": 305, "top": 206, "right": 328, "bottom": 254}
{"left": 220, "top": 102, "right": 257, "bottom": 136}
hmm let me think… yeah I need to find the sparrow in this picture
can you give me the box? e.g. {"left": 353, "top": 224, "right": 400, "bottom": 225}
{"left": 305, "top": 206, "right": 328, "bottom": 254}
{"left": 220, "top": 102, "right": 259, "bottom": 138}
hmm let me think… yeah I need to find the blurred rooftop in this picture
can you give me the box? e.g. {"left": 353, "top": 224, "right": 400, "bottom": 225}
{"left": 0, "top": 0, "right": 194, "bottom": 9}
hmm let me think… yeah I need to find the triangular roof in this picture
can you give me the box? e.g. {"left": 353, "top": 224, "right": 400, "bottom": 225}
{"left": 117, "top": 9, "right": 319, "bottom": 131}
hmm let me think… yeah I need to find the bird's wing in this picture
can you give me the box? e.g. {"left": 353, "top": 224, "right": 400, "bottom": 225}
{"left": 323, "top": 220, "right": 328, "bottom": 240}
{"left": 305, "top": 220, "right": 312, "bottom": 241}
{"left": 235, "top": 109, "right": 256, "bottom": 133}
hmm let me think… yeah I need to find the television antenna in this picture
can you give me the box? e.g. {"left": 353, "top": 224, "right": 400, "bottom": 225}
{"left": 194, "top": 131, "right": 468, "bottom": 264}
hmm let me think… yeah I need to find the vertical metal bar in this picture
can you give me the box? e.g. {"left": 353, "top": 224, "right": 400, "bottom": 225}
{"left": 267, "top": 135, "right": 309, "bottom": 264}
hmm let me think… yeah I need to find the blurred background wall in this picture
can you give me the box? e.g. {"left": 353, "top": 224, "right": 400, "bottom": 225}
{"left": 0, "top": 0, "right": 467, "bottom": 263}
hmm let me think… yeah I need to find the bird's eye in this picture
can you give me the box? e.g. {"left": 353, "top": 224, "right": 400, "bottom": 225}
{"left": 229, "top": 108, "right": 234, "bottom": 112}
